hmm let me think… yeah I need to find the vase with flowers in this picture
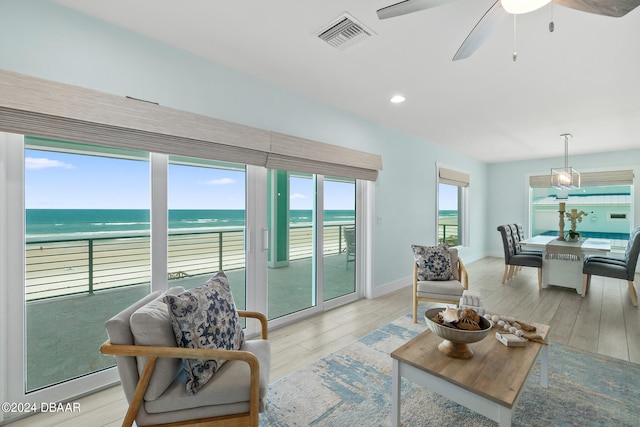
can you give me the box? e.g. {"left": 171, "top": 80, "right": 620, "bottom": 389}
{"left": 565, "top": 209, "right": 588, "bottom": 242}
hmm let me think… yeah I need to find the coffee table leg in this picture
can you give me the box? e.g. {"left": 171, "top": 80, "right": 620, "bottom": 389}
{"left": 392, "top": 359, "right": 400, "bottom": 427}
{"left": 498, "top": 406, "right": 512, "bottom": 427}
{"left": 540, "top": 342, "right": 549, "bottom": 389}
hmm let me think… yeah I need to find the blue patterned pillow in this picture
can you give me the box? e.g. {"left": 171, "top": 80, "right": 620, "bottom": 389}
{"left": 412, "top": 244, "right": 454, "bottom": 281}
{"left": 163, "top": 271, "right": 245, "bottom": 395}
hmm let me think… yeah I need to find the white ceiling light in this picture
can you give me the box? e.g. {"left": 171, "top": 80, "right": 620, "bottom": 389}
{"left": 390, "top": 95, "right": 406, "bottom": 103}
{"left": 501, "top": 0, "right": 551, "bottom": 14}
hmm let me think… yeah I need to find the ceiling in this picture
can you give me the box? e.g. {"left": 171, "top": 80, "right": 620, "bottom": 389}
{"left": 52, "top": 0, "right": 640, "bottom": 163}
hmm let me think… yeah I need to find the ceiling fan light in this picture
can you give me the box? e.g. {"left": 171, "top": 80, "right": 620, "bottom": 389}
{"left": 501, "top": 0, "right": 551, "bottom": 14}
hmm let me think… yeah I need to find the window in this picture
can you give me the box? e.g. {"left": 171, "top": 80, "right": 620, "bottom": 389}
{"left": 529, "top": 170, "right": 634, "bottom": 249}
{"left": 24, "top": 138, "right": 150, "bottom": 392}
{"left": 3, "top": 133, "right": 367, "bottom": 414}
{"left": 437, "top": 166, "right": 469, "bottom": 246}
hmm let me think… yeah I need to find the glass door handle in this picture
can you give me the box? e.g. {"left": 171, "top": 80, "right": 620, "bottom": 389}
{"left": 262, "top": 228, "right": 270, "bottom": 251}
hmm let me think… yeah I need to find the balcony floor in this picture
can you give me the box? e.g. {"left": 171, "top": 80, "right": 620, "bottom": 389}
{"left": 25, "top": 253, "right": 355, "bottom": 391}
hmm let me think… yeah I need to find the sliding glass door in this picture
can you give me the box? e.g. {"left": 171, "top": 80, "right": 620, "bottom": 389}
{"left": 267, "top": 170, "right": 316, "bottom": 319}
{"left": 323, "top": 177, "right": 356, "bottom": 301}
{"left": 266, "top": 171, "right": 360, "bottom": 320}
{"left": 3, "top": 134, "right": 363, "bottom": 419}
{"left": 167, "top": 157, "right": 246, "bottom": 309}
{"left": 23, "top": 138, "right": 150, "bottom": 394}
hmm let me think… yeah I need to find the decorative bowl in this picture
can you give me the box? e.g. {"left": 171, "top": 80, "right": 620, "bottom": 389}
{"left": 424, "top": 307, "right": 493, "bottom": 359}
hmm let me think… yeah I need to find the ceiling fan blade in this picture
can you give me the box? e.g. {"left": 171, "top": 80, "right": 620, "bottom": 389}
{"left": 553, "top": 0, "right": 640, "bottom": 17}
{"left": 452, "top": 0, "right": 509, "bottom": 61}
{"left": 376, "top": 0, "right": 458, "bottom": 20}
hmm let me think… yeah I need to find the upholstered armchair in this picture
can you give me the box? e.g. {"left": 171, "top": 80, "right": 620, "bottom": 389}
{"left": 583, "top": 227, "right": 640, "bottom": 306}
{"left": 100, "top": 272, "right": 270, "bottom": 427}
{"left": 497, "top": 224, "right": 542, "bottom": 288}
{"left": 411, "top": 245, "right": 468, "bottom": 323}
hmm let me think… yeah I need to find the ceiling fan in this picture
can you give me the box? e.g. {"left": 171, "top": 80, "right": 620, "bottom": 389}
{"left": 377, "top": 0, "right": 640, "bottom": 60}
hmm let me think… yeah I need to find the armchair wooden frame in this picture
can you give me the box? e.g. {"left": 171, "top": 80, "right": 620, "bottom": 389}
{"left": 412, "top": 258, "right": 468, "bottom": 323}
{"left": 100, "top": 311, "right": 268, "bottom": 427}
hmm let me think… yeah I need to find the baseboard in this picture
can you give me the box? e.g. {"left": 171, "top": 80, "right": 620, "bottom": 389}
{"left": 369, "top": 275, "right": 411, "bottom": 299}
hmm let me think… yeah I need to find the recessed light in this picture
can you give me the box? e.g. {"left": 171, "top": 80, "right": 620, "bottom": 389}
{"left": 390, "top": 95, "right": 406, "bottom": 103}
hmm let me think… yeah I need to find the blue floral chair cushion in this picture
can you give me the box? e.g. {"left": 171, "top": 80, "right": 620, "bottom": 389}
{"left": 412, "top": 244, "right": 454, "bottom": 281}
{"left": 163, "top": 271, "right": 245, "bottom": 395}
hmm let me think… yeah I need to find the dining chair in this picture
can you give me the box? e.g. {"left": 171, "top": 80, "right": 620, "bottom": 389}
{"left": 583, "top": 227, "right": 640, "bottom": 306}
{"left": 497, "top": 224, "right": 542, "bottom": 288}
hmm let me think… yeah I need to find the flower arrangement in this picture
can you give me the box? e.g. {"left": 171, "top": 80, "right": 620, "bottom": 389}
{"left": 565, "top": 208, "right": 588, "bottom": 241}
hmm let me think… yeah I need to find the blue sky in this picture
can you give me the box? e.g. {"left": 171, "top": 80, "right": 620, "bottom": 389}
{"left": 25, "top": 149, "right": 356, "bottom": 210}
{"left": 439, "top": 183, "right": 459, "bottom": 210}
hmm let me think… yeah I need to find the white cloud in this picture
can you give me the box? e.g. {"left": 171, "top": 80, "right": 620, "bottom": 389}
{"left": 25, "top": 157, "right": 74, "bottom": 170}
{"left": 290, "top": 193, "right": 307, "bottom": 199}
{"left": 206, "top": 178, "right": 235, "bottom": 186}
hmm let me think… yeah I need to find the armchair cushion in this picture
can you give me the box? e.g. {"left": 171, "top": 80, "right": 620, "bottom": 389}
{"left": 416, "top": 280, "right": 465, "bottom": 300}
{"left": 412, "top": 244, "right": 455, "bottom": 281}
{"left": 130, "top": 287, "right": 184, "bottom": 401}
{"left": 164, "top": 271, "right": 245, "bottom": 395}
{"left": 145, "top": 339, "right": 270, "bottom": 415}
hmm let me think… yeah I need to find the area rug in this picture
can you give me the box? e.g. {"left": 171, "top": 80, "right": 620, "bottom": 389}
{"left": 259, "top": 312, "right": 639, "bottom": 426}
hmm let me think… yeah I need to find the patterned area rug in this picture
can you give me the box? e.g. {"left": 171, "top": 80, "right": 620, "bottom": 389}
{"left": 260, "top": 312, "right": 639, "bottom": 426}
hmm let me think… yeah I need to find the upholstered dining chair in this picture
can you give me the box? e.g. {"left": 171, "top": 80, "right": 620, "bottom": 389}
{"left": 411, "top": 245, "right": 468, "bottom": 323}
{"left": 100, "top": 272, "right": 270, "bottom": 427}
{"left": 497, "top": 224, "right": 542, "bottom": 288}
{"left": 583, "top": 227, "right": 640, "bottom": 307}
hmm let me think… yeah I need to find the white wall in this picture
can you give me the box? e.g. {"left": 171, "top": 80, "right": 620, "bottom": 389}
{"left": 487, "top": 149, "right": 640, "bottom": 257}
{"left": 0, "top": 0, "right": 489, "bottom": 290}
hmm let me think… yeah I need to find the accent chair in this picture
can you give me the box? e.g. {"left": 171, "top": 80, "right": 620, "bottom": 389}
{"left": 100, "top": 276, "right": 270, "bottom": 427}
{"left": 411, "top": 245, "right": 468, "bottom": 323}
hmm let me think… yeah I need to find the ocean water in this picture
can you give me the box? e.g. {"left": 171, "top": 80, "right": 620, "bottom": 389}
{"left": 25, "top": 209, "right": 355, "bottom": 241}
{"left": 438, "top": 209, "right": 458, "bottom": 225}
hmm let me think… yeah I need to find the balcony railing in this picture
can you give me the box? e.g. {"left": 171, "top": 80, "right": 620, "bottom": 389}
{"left": 438, "top": 224, "right": 459, "bottom": 246}
{"left": 25, "top": 223, "right": 354, "bottom": 301}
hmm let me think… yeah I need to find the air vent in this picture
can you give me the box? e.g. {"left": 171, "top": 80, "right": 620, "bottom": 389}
{"left": 315, "top": 13, "right": 374, "bottom": 50}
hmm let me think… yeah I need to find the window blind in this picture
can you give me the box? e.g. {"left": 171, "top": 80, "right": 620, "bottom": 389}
{"left": 267, "top": 132, "right": 382, "bottom": 181}
{"left": 529, "top": 169, "right": 634, "bottom": 188}
{"left": 438, "top": 167, "right": 470, "bottom": 187}
{"left": 0, "top": 69, "right": 382, "bottom": 181}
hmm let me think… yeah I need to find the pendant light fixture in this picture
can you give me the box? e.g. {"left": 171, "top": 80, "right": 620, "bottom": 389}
{"left": 551, "top": 133, "right": 580, "bottom": 190}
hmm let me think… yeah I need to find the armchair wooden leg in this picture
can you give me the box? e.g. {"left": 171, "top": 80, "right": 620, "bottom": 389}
{"left": 413, "top": 294, "right": 418, "bottom": 323}
{"left": 124, "top": 356, "right": 158, "bottom": 427}
{"left": 628, "top": 280, "right": 638, "bottom": 307}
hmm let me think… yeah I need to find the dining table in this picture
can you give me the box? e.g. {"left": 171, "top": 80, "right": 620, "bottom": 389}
{"left": 519, "top": 235, "right": 611, "bottom": 296}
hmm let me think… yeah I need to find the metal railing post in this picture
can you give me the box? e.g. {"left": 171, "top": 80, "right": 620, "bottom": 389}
{"left": 88, "top": 239, "right": 94, "bottom": 295}
{"left": 218, "top": 231, "right": 224, "bottom": 270}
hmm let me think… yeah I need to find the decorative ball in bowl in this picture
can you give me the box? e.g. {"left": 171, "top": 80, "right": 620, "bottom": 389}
{"left": 424, "top": 307, "right": 493, "bottom": 359}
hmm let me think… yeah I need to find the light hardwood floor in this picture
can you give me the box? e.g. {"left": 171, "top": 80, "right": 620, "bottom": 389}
{"left": 6, "top": 256, "right": 639, "bottom": 427}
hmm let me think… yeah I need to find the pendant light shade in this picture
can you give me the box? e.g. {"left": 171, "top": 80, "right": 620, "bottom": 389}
{"left": 551, "top": 133, "right": 580, "bottom": 190}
